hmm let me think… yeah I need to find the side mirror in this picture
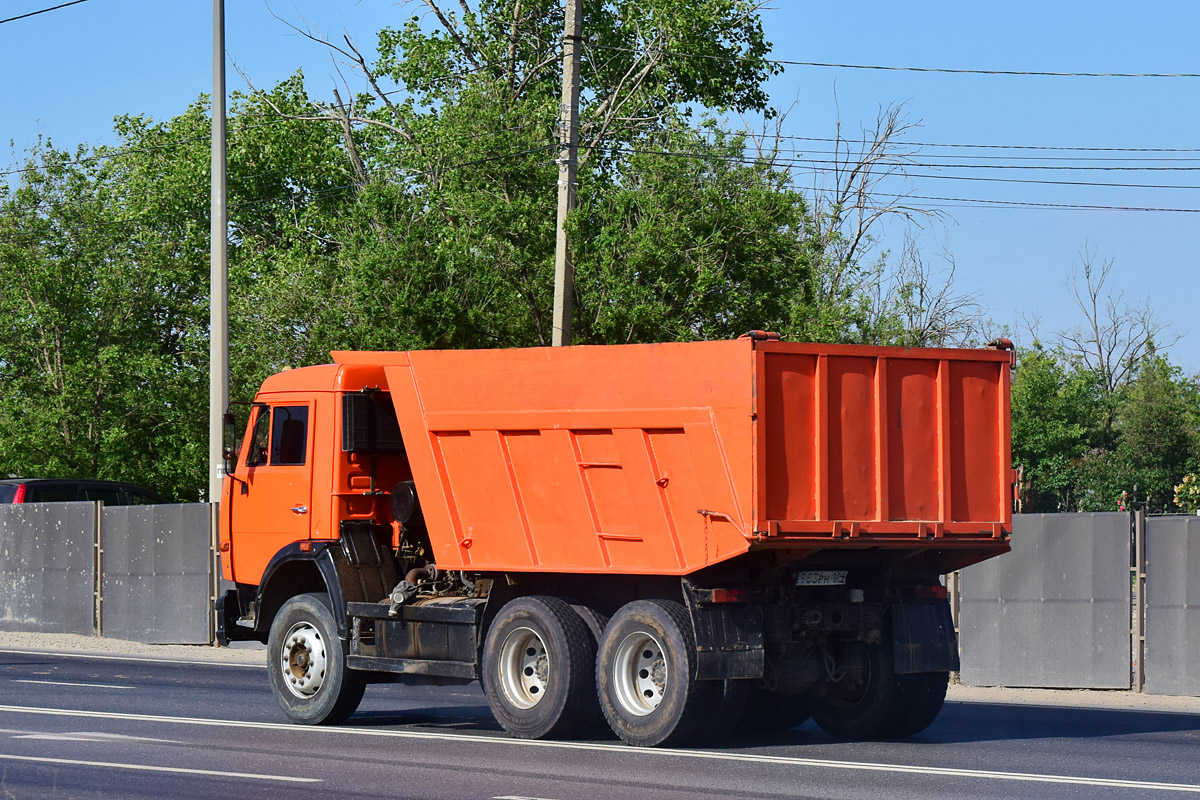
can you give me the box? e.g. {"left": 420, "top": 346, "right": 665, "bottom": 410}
{"left": 222, "top": 411, "right": 239, "bottom": 473}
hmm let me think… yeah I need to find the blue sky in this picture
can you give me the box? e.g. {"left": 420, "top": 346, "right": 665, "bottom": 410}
{"left": 2, "top": 0, "right": 1196, "bottom": 368}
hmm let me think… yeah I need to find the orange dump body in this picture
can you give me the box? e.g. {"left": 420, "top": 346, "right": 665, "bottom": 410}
{"left": 325, "top": 338, "right": 1013, "bottom": 577}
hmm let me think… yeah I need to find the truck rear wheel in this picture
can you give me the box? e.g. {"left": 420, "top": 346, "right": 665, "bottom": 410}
{"left": 892, "top": 671, "right": 949, "bottom": 737}
{"left": 267, "top": 593, "right": 365, "bottom": 725}
{"left": 483, "top": 596, "right": 601, "bottom": 740}
{"left": 596, "top": 599, "right": 721, "bottom": 747}
{"left": 811, "top": 638, "right": 903, "bottom": 740}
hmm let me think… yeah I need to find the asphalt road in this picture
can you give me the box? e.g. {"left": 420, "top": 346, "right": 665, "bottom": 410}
{"left": 0, "top": 648, "right": 1198, "bottom": 799}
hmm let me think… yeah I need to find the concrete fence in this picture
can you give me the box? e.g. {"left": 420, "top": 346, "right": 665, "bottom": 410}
{"left": 1, "top": 503, "right": 1198, "bottom": 696}
{"left": 957, "top": 511, "right": 1200, "bottom": 696}
{"left": 0, "top": 502, "right": 217, "bottom": 644}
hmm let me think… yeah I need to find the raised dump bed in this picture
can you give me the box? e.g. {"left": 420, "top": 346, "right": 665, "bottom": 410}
{"left": 333, "top": 336, "right": 1012, "bottom": 576}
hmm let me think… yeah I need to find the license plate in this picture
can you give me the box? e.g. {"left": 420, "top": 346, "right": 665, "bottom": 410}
{"left": 795, "top": 570, "right": 848, "bottom": 587}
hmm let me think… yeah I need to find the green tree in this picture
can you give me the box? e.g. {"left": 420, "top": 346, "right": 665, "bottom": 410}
{"left": 1010, "top": 345, "right": 1104, "bottom": 511}
{"left": 0, "top": 1, "right": 986, "bottom": 497}
{"left": 1075, "top": 354, "right": 1199, "bottom": 512}
{"left": 0, "top": 140, "right": 208, "bottom": 500}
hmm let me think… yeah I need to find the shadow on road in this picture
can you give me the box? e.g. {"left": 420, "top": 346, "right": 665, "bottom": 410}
{"left": 343, "top": 696, "right": 1200, "bottom": 750}
{"left": 723, "top": 701, "right": 1200, "bottom": 750}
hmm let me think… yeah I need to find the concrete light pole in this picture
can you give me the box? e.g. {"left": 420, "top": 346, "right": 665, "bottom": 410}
{"left": 209, "top": 0, "right": 229, "bottom": 502}
{"left": 551, "top": 0, "right": 583, "bottom": 347}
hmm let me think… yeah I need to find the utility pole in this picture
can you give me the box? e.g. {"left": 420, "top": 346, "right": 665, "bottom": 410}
{"left": 552, "top": 0, "right": 582, "bottom": 347}
{"left": 209, "top": 0, "right": 229, "bottom": 502}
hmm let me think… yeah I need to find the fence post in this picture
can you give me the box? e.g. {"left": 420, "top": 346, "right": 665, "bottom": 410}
{"left": 947, "top": 569, "right": 962, "bottom": 682}
{"left": 208, "top": 502, "right": 220, "bottom": 646}
{"left": 1131, "top": 506, "right": 1147, "bottom": 692}
{"left": 92, "top": 502, "right": 104, "bottom": 637}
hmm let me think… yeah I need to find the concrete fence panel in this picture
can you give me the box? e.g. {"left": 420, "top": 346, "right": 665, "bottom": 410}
{"left": 958, "top": 512, "right": 1131, "bottom": 689}
{"left": 1144, "top": 515, "right": 1200, "bottom": 696}
{"left": 0, "top": 502, "right": 97, "bottom": 635}
{"left": 99, "top": 504, "right": 214, "bottom": 644}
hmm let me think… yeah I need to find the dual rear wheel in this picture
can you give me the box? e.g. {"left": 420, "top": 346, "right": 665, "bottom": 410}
{"left": 483, "top": 596, "right": 948, "bottom": 745}
{"left": 483, "top": 597, "right": 719, "bottom": 747}
{"left": 811, "top": 637, "right": 948, "bottom": 740}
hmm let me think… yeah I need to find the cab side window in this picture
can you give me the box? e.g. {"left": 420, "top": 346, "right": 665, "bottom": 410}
{"left": 247, "top": 407, "right": 272, "bottom": 466}
{"left": 270, "top": 406, "right": 309, "bottom": 466}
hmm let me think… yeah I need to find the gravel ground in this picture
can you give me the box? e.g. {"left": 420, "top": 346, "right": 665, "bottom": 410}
{"left": 1, "top": 632, "right": 1197, "bottom": 713}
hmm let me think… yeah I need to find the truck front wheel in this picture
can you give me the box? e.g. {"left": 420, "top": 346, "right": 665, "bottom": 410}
{"left": 597, "top": 599, "right": 721, "bottom": 747}
{"left": 482, "top": 596, "right": 602, "bottom": 740}
{"left": 267, "top": 593, "right": 365, "bottom": 725}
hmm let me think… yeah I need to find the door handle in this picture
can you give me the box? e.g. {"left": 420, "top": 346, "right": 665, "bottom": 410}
{"left": 291, "top": 505, "right": 309, "bottom": 515}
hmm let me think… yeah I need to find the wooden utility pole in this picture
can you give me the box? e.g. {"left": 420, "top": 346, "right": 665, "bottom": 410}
{"left": 552, "top": 0, "right": 583, "bottom": 347}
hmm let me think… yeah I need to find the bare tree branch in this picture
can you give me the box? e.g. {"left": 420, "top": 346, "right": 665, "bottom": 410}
{"left": 340, "top": 35, "right": 427, "bottom": 160}
{"left": 417, "top": 0, "right": 482, "bottom": 71}
{"left": 1056, "top": 244, "right": 1178, "bottom": 395}
{"left": 331, "top": 88, "right": 369, "bottom": 185}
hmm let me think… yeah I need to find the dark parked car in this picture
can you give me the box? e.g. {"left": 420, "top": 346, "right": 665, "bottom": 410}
{"left": 0, "top": 478, "right": 169, "bottom": 505}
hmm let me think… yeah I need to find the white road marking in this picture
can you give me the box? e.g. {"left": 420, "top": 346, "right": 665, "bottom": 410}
{"left": 14, "top": 679, "right": 134, "bottom": 690}
{"left": 0, "top": 726, "right": 180, "bottom": 743}
{"left": 0, "top": 752, "right": 320, "bottom": 782}
{"left": 0, "top": 704, "right": 1196, "bottom": 793}
{"left": 0, "top": 649, "right": 263, "bottom": 669}
{"left": 13, "top": 731, "right": 181, "bottom": 744}
{"left": 494, "top": 796, "right": 564, "bottom": 800}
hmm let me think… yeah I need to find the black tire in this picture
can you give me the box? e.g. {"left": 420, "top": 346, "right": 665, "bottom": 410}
{"left": 738, "top": 687, "right": 813, "bottom": 733}
{"left": 267, "top": 593, "right": 365, "bottom": 725}
{"left": 812, "top": 638, "right": 903, "bottom": 740}
{"left": 708, "top": 680, "right": 750, "bottom": 738}
{"left": 891, "top": 671, "right": 949, "bottom": 737}
{"left": 482, "top": 596, "right": 601, "bottom": 740}
{"left": 596, "top": 599, "right": 722, "bottom": 747}
{"left": 570, "top": 603, "right": 614, "bottom": 738}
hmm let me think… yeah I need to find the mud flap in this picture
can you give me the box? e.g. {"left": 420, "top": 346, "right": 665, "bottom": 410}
{"left": 891, "top": 601, "right": 959, "bottom": 674}
{"left": 690, "top": 605, "right": 765, "bottom": 680}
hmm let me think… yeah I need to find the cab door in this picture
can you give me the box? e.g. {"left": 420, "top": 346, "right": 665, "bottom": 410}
{"left": 229, "top": 401, "right": 314, "bottom": 585}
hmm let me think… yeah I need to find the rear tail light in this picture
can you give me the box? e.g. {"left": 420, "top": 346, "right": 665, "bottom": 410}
{"left": 913, "top": 584, "right": 948, "bottom": 601}
{"left": 12, "top": 484, "right": 26, "bottom": 503}
{"left": 710, "top": 588, "right": 749, "bottom": 603}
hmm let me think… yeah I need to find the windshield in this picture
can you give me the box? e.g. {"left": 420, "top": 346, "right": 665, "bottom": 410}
{"left": 0, "top": 485, "right": 17, "bottom": 503}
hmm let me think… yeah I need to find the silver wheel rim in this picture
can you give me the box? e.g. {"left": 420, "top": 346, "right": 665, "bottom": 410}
{"left": 497, "top": 626, "right": 548, "bottom": 710}
{"left": 281, "top": 620, "right": 328, "bottom": 699}
{"left": 612, "top": 631, "right": 666, "bottom": 717}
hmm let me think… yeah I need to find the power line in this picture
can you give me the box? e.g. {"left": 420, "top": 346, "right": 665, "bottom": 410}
{"left": 899, "top": 171, "right": 1200, "bottom": 191}
{"left": 773, "top": 154, "right": 1200, "bottom": 172}
{"left": 874, "top": 192, "right": 1200, "bottom": 213}
{"left": 0, "top": 144, "right": 558, "bottom": 246}
{"left": 1, "top": 117, "right": 549, "bottom": 179}
{"left": 602, "top": 145, "right": 1200, "bottom": 190}
{"left": 0, "top": 0, "right": 87, "bottom": 25}
{"left": 589, "top": 43, "right": 1200, "bottom": 79}
{"left": 763, "top": 60, "right": 1200, "bottom": 79}
{"left": 785, "top": 148, "right": 1200, "bottom": 164}
{"left": 770, "top": 134, "right": 1200, "bottom": 154}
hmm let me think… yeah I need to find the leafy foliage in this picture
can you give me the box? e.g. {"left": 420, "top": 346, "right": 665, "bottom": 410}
{"left": 1011, "top": 344, "right": 1200, "bottom": 513}
{"left": 0, "top": 1, "right": 1025, "bottom": 498}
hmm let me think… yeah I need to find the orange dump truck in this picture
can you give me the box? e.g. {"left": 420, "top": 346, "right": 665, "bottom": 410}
{"left": 217, "top": 334, "right": 1014, "bottom": 746}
